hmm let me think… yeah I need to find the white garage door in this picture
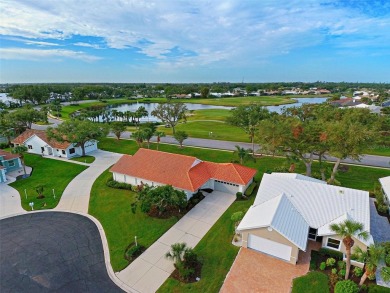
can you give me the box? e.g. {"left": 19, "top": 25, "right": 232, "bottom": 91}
{"left": 248, "top": 234, "right": 292, "bottom": 261}
{"left": 214, "top": 180, "right": 239, "bottom": 194}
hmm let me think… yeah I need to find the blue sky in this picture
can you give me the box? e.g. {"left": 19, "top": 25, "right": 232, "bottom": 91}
{"left": 1, "top": 0, "right": 389, "bottom": 83}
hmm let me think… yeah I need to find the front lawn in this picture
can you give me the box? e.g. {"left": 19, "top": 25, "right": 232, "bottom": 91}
{"left": 187, "top": 109, "right": 231, "bottom": 122}
{"left": 70, "top": 155, "right": 96, "bottom": 164}
{"left": 292, "top": 272, "right": 329, "bottom": 293}
{"left": 10, "top": 154, "right": 87, "bottom": 210}
{"left": 88, "top": 169, "right": 178, "bottom": 272}
{"left": 158, "top": 121, "right": 248, "bottom": 142}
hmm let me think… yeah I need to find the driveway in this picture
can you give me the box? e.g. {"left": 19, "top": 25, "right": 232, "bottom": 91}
{"left": 220, "top": 241, "right": 321, "bottom": 293}
{"left": 370, "top": 198, "right": 390, "bottom": 243}
{"left": 0, "top": 212, "right": 123, "bottom": 292}
{"left": 55, "top": 150, "right": 121, "bottom": 213}
{"left": 117, "top": 191, "right": 236, "bottom": 293}
{"left": 0, "top": 183, "right": 25, "bottom": 218}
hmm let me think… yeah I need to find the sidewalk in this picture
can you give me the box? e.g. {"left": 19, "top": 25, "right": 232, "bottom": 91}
{"left": 55, "top": 150, "right": 121, "bottom": 213}
{"left": 117, "top": 191, "right": 235, "bottom": 293}
{"left": 0, "top": 183, "right": 25, "bottom": 218}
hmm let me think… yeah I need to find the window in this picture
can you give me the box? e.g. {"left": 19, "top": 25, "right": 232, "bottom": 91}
{"left": 41, "top": 147, "right": 44, "bottom": 153}
{"left": 69, "top": 148, "right": 75, "bottom": 154}
{"left": 8, "top": 160, "right": 15, "bottom": 167}
{"left": 326, "top": 238, "right": 341, "bottom": 250}
{"left": 28, "top": 145, "right": 33, "bottom": 149}
{"left": 62, "top": 150, "right": 66, "bottom": 155}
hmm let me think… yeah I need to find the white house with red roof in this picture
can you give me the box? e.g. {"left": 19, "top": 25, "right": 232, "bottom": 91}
{"left": 12, "top": 129, "right": 98, "bottom": 159}
{"left": 110, "top": 149, "right": 257, "bottom": 199}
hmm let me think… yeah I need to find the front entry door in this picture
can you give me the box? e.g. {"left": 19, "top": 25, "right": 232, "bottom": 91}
{"left": 47, "top": 147, "right": 53, "bottom": 155}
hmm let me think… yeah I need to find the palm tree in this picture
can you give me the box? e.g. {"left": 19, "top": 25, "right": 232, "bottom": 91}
{"left": 12, "top": 145, "right": 28, "bottom": 175}
{"left": 329, "top": 219, "right": 369, "bottom": 280}
{"left": 155, "top": 131, "right": 165, "bottom": 150}
{"left": 131, "top": 131, "right": 145, "bottom": 147}
{"left": 165, "top": 242, "right": 188, "bottom": 267}
{"left": 135, "top": 106, "right": 148, "bottom": 128}
{"left": 354, "top": 244, "right": 385, "bottom": 286}
{"left": 234, "top": 145, "right": 254, "bottom": 164}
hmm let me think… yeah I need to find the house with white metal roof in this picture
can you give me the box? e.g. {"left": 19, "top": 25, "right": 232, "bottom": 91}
{"left": 237, "top": 173, "right": 372, "bottom": 264}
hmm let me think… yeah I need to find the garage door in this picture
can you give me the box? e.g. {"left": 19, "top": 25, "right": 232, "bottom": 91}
{"left": 248, "top": 234, "right": 292, "bottom": 261}
{"left": 214, "top": 180, "right": 239, "bottom": 194}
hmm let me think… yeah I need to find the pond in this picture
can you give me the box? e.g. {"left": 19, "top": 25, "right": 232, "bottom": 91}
{"left": 105, "top": 97, "right": 328, "bottom": 122}
{"left": 0, "top": 93, "right": 17, "bottom": 103}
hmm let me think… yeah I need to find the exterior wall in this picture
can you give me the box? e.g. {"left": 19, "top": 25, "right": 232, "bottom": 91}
{"left": 22, "top": 136, "right": 47, "bottom": 156}
{"left": 240, "top": 227, "right": 300, "bottom": 265}
{"left": 112, "top": 172, "right": 194, "bottom": 200}
{"left": 74, "top": 141, "right": 98, "bottom": 156}
{"left": 0, "top": 158, "right": 22, "bottom": 173}
{"left": 321, "top": 234, "right": 368, "bottom": 255}
{"left": 0, "top": 168, "right": 6, "bottom": 182}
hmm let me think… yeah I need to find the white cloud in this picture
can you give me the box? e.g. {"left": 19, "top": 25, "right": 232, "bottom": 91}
{"left": 0, "top": 0, "right": 389, "bottom": 66}
{"left": 73, "top": 42, "right": 102, "bottom": 49}
{"left": 0, "top": 47, "right": 101, "bottom": 61}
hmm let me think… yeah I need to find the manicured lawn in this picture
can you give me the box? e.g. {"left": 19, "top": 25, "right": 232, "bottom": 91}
{"left": 10, "top": 154, "right": 87, "bottom": 210}
{"left": 70, "top": 155, "right": 95, "bottom": 164}
{"left": 88, "top": 169, "right": 178, "bottom": 272}
{"left": 291, "top": 272, "right": 329, "bottom": 293}
{"left": 158, "top": 121, "right": 248, "bottom": 142}
{"left": 175, "top": 96, "right": 296, "bottom": 107}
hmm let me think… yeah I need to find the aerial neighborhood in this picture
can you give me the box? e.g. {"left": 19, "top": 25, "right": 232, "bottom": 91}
{"left": 0, "top": 81, "right": 389, "bottom": 293}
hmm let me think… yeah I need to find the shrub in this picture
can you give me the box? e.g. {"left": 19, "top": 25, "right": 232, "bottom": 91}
{"left": 378, "top": 204, "right": 388, "bottom": 214}
{"left": 124, "top": 244, "right": 143, "bottom": 261}
{"left": 386, "top": 254, "right": 390, "bottom": 266}
{"left": 0, "top": 143, "right": 9, "bottom": 149}
{"left": 353, "top": 267, "right": 364, "bottom": 277}
{"left": 331, "top": 268, "right": 337, "bottom": 274}
{"left": 319, "top": 248, "right": 343, "bottom": 260}
{"left": 337, "top": 260, "right": 346, "bottom": 269}
{"left": 381, "top": 267, "right": 390, "bottom": 283}
{"left": 329, "top": 272, "right": 339, "bottom": 288}
{"left": 244, "top": 182, "right": 257, "bottom": 197}
{"left": 338, "top": 269, "right": 346, "bottom": 277}
{"left": 320, "top": 262, "right": 326, "bottom": 270}
{"left": 310, "top": 250, "right": 320, "bottom": 270}
{"left": 360, "top": 284, "right": 367, "bottom": 293}
{"left": 334, "top": 280, "right": 359, "bottom": 293}
{"left": 236, "top": 192, "right": 243, "bottom": 200}
{"left": 326, "top": 258, "right": 336, "bottom": 267}
{"left": 367, "top": 272, "right": 376, "bottom": 281}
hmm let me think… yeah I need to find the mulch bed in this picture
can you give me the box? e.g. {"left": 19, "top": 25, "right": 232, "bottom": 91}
{"left": 170, "top": 261, "right": 203, "bottom": 283}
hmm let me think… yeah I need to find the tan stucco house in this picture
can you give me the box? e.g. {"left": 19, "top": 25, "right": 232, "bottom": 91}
{"left": 237, "top": 173, "right": 372, "bottom": 264}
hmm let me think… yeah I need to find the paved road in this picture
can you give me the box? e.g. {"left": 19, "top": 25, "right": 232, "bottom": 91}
{"left": 55, "top": 150, "right": 121, "bottom": 213}
{"left": 0, "top": 184, "right": 25, "bottom": 218}
{"left": 111, "top": 131, "right": 390, "bottom": 169}
{"left": 0, "top": 212, "right": 123, "bottom": 292}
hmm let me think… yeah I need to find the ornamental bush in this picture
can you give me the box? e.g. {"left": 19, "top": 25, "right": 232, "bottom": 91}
{"left": 353, "top": 267, "right": 363, "bottom": 277}
{"left": 320, "top": 262, "right": 326, "bottom": 270}
{"left": 326, "top": 258, "right": 336, "bottom": 267}
{"left": 334, "top": 280, "right": 359, "bottom": 293}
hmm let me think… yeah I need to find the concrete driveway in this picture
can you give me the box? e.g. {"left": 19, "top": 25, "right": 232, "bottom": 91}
{"left": 0, "top": 183, "right": 25, "bottom": 218}
{"left": 0, "top": 212, "right": 123, "bottom": 292}
{"left": 117, "top": 191, "right": 236, "bottom": 293}
{"left": 55, "top": 150, "right": 121, "bottom": 213}
{"left": 221, "top": 242, "right": 321, "bottom": 293}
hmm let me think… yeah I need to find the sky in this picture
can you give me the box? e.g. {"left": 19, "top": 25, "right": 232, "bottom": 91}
{"left": 0, "top": 0, "right": 390, "bottom": 83}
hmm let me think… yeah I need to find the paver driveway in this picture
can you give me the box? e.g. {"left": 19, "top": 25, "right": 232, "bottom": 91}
{"left": 220, "top": 241, "right": 321, "bottom": 293}
{"left": 0, "top": 212, "right": 123, "bottom": 292}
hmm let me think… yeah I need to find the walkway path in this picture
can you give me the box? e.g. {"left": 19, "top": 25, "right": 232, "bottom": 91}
{"left": 0, "top": 184, "right": 25, "bottom": 218}
{"left": 55, "top": 150, "right": 121, "bottom": 213}
{"left": 117, "top": 191, "right": 235, "bottom": 293}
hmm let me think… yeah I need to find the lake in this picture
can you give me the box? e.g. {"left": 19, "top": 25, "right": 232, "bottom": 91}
{"left": 107, "top": 97, "right": 328, "bottom": 122}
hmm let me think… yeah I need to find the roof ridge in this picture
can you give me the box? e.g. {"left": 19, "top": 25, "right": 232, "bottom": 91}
{"left": 138, "top": 148, "right": 197, "bottom": 160}
{"left": 230, "top": 164, "right": 245, "bottom": 184}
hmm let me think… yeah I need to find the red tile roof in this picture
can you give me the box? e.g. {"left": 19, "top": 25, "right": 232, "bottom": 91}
{"left": 12, "top": 129, "right": 72, "bottom": 149}
{"left": 110, "top": 149, "right": 257, "bottom": 192}
{"left": 0, "top": 149, "right": 20, "bottom": 160}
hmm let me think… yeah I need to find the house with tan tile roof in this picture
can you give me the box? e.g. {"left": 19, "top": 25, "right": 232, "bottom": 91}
{"left": 12, "top": 129, "right": 98, "bottom": 159}
{"left": 110, "top": 148, "right": 257, "bottom": 199}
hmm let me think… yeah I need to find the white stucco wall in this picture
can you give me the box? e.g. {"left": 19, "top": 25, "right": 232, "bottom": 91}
{"left": 240, "top": 178, "right": 254, "bottom": 193}
{"left": 112, "top": 172, "right": 195, "bottom": 200}
{"left": 23, "top": 135, "right": 47, "bottom": 156}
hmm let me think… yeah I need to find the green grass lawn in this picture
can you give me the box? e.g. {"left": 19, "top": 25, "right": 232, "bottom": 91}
{"left": 10, "top": 154, "right": 87, "bottom": 210}
{"left": 88, "top": 169, "right": 178, "bottom": 272}
{"left": 174, "top": 96, "right": 297, "bottom": 107}
{"left": 158, "top": 121, "right": 249, "bottom": 142}
{"left": 364, "top": 146, "right": 390, "bottom": 157}
{"left": 70, "top": 155, "right": 96, "bottom": 164}
{"left": 291, "top": 272, "right": 329, "bottom": 293}
{"left": 186, "top": 109, "right": 231, "bottom": 122}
